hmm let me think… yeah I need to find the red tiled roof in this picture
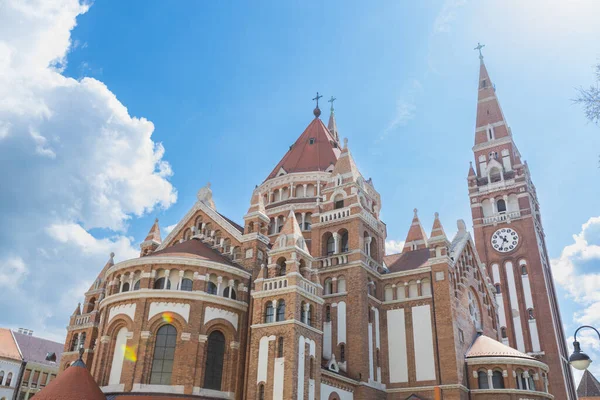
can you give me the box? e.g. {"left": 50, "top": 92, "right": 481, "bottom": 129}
{"left": 151, "top": 238, "right": 239, "bottom": 268}
{"left": 0, "top": 328, "right": 21, "bottom": 361}
{"left": 466, "top": 334, "right": 534, "bottom": 360}
{"left": 266, "top": 118, "right": 341, "bottom": 180}
{"left": 383, "top": 248, "right": 430, "bottom": 273}
{"left": 34, "top": 359, "right": 105, "bottom": 400}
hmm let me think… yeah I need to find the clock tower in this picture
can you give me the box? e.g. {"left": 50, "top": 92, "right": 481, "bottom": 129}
{"left": 467, "top": 51, "right": 576, "bottom": 398}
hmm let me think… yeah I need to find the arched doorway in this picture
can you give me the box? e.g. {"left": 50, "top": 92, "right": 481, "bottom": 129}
{"left": 203, "top": 331, "right": 226, "bottom": 390}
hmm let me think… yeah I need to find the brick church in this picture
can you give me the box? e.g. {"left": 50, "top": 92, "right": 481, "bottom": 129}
{"left": 57, "top": 53, "right": 577, "bottom": 399}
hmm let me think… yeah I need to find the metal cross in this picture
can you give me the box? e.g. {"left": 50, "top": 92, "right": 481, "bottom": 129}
{"left": 312, "top": 92, "right": 323, "bottom": 108}
{"left": 474, "top": 42, "right": 485, "bottom": 59}
{"left": 328, "top": 96, "right": 336, "bottom": 112}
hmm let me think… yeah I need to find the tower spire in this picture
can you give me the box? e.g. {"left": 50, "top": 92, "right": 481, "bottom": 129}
{"left": 403, "top": 208, "right": 428, "bottom": 252}
{"left": 327, "top": 96, "right": 339, "bottom": 143}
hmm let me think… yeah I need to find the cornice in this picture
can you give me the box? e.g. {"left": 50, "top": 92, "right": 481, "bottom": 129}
{"left": 105, "top": 256, "right": 251, "bottom": 279}
{"left": 386, "top": 384, "right": 469, "bottom": 393}
{"left": 466, "top": 356, "right": 549, "bottom": 371}
{"left": 259, "top": 171, "right": 332, "bottom": 191}
{"left": 98, "top": 288, "right": 249, "bottom": 312}
{"left": 251, "top": 319, "right": 323, "bottom": 335}
{"left": 470, "top": 388, "right": 553, "bottom": 399}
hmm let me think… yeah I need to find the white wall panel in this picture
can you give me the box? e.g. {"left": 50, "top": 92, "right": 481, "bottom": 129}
{"left": 412, "top": 305, "right": 436, "bottom": 382}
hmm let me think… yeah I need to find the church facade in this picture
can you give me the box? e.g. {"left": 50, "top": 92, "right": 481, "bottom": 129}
{"left": 60, "top": 56, "right": 575, "bottom": 400}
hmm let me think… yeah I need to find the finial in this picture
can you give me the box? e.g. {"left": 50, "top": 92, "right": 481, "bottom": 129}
{"left": 434, "top": 212, "right": 439, "bottom": 218}
{"left": 413, "top": 208, "right": 418, "bottom": 217}
{"left": 328, "top": 96, "right": 336, "bottom": 112}
{"left": 312, "top": 92, "right": 323, "bottom": 118}
{"left": 207, "top": 182, "right": 211, "bottom": 188}
{"left": 474, "top": 42, "right": 485, "bottom": 61}
{"left": 343, "top": 137, "right": 348, "bottom": 148}
{"left": 110, "top": 252, "right": 115, "bottom": 258}
{"left": 154, "top": 217, "right": 159, "bottom": 223}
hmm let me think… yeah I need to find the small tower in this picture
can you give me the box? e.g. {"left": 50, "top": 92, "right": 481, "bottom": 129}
{"left": 428, "top": 212, "right": 450, "bottom": 258}
{"left": 140, "top": 218, "right": 161, "bottom": 256}
{"left": 247, "top": 210, "right": 322, "bottom": 400}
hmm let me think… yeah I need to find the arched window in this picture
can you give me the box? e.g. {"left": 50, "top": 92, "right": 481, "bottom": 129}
{"left": 340, "top": 344, "right": 345, "bottom": 362}
{"left": 133, "top": 280, "right": 141, "bottom": 290}
{"left": 324, "top": 278, "right": 333, "bottom": 295}
{"left": 306, "top": 305, "right": 313, "bottom": 326}
{"left": 515, "top": 369, "right": 526, "bottom": 390}
{"left": 325, "top": 305, "right": 331, "bottom": 322}
{"left": 303, "top": 213, "right": 312, "bottom": 231}
{"left": 326, "top": 235, "right": 335, "bottom": 256}
{"left": 528, "top": 371, "right": 536, "bottom": 391}
{"left": 150, "top": 325, "right": 177, "bottom": 385}
{"left": 247, "top": 222, "right": 254, "bottom": 233}
{"left": 337, "top": 276, "right": 346, "bottom": 292}
{"left": 468, "top": 290, "right": 482, "bottom": 329}
{"left": 492, "top": 370, "right": 505, "bottom": 388}
{"left": 334, "top": 194, "right": 344, "bottom": 209}
{"left": 277, "top": 337, "right": 284, "bottom": 358}
{"left": 397, "top": 285, "right": 406, "bottom": 300}
{"left": 108, "top": 327, "right": 129, "bottom": 385}
{"left": 264, "top": 302, "right": 274, "bottom": 323}
{"left": 258, "top": 384, "right": 265, "bottom": 400}
{"left": 521, "top": 264, "right": 528, "bottom": 275}
{"left": 86, "top": 298, "right": 96, "bottom": 313}
{"left": 384, "top": 285, "right": 393, "bottom": 301}
{"left": 408, "top": 281, "right": 418, "bottom": 298}
{"left": 340, "top": 231, "right": 349, "bottom": 253}
{"left": 0, "top": 371, "right": 4, "bottom": 386}
{"left": 495, "top": 283, "right": 501, "bottom": 294}
{"left": 309, "top": 356, "right": 315, "bottom": 379}
{"left": 122, "top": 282, "right": 130, "bottom": 292}
{"left": 6, "top": 372, "right": 12, "bottom": 386}
{"left": 154, "top": 278, "right": 171, "bottom": 290}
{"left": 527, "top": 308, "right": 535, "bottom": 320}
{"left": 79, "top": 332, "right": 86, "bottom": 349}
{"left": 223, "top": 286, "right": 237, "bottom": 300}
{"left": 497, "top": 199, "right": 507, "bottom": 213}
{"left": 180, "top": 278, "right": 193, "bottom": 291}
{"left": 478, "top": 370, "right": 489, "bottom": 389}
{"left": 203, "top": 331, "right": 226, "bottom": 390}
{"left": 421, "top": 279, "right": 432, "bottom": 296}
{"left": 277, "top": 258, "right": 287, "bottom": 276}
{"left": 207, "top": 281, "right": 218, "bottom": 295}
{"left": 276, "top": 300, "right": 286, "bottom": 322}
{"left": 276, "top": 216, "right": 284, "bottom": 233}
{"left": 501, "top": 327, "right": 507, "bottom": 338}
{"left": 70, "top": 333, "right": 79, "bottom": 351}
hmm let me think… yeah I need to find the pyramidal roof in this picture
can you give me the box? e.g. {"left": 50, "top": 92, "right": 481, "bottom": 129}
{"left": 403, "top": 209, "right": 428, "bottom": 251}
{"left": 271, "top": 210, "right": 308, "bottom": 253}
{"left": 474, "top": 58, "right": 510, "bottom": 145}
{"left": 266, "top": 117, "right": 341, "bottom": 181}
{"left": 327, "top": 139, "right": 361, "bottom": 185}
{"left": 578, "top": 369, "right": 600, "bottom": 398}
{"left": 144, "top": 218, "right": 162, "bottom": 243}
{"left": 429, "top": 212, "right": 447, "bottom": 242}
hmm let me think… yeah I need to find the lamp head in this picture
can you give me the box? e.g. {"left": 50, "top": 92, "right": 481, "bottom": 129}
{"left": 569, "top": 340, "right": 593, "bottom": 371}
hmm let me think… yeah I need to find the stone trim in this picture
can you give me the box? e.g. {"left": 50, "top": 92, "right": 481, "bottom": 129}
{"left": 192, "top": 387, "right": 235, "bottom": 399}
{"left": 106, "top": 256, "right": 251, "bottom": 279}
{"left": 251, "top": 285, "right": 325, "bottom": 305}
{"left": 321, "top": 369, "right": 359, "bottom": 386}
{"left": 470, "top": 388, "right": 553, "bottom": 399}
{"left": 99, "top": 289, "right": 248, "bottom": 312}
{"left": 101, "top": 384, "right": 125, "bottom": 393}
{"left": 466, "top": 356, "right": 549, "bottom": 371}
{"left": 386, "top": 383, "right": 469, "bottom": 393}
{"left": 132, "top": 384, "right": 185, "bottom": 394}
{"left": 251, "top": 319, "right": 323, "bottom": 335}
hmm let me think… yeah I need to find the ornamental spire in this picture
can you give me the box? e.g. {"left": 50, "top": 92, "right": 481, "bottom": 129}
{"left": 312, "top": 92, "right": 323, "bottom": 118}
{"left": 327, "top": 96, "right": 339, "bottom": 143}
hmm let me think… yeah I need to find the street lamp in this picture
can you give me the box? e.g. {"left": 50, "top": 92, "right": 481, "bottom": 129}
{"left": 569, "top": 325, "right": 600, "bottom": 371}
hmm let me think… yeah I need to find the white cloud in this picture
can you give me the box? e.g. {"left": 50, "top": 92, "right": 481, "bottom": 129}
{"left": 0, "top": 0, "right": 177, "bottom": 341}
{"left": 164, "top": 224, "right": 178, "bottom": 235}
{"left": 433, "top": 0, "right": 467, "bottom": 34}
{"left": 380, "top": 79, "right": 422, "bottom": 140}
{"left": 0, "top": 256, "right": 28, "bottom": 287}
{"left": 385, "top": 240, "right": 405, "bottom": 255}
{"left": 552, "top": 216, "right": 600, "bottom": 382}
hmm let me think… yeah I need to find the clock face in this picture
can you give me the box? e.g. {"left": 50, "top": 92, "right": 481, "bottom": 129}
{"left": 491, "top": 228, "right": 519, "bottom": 253}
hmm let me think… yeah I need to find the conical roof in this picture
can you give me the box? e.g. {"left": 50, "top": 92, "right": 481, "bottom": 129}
{"left": 403, "top": 209, "right": 428, "bottom": 251}
{"left": 466, "top": 334, "right": 534, "bottom": 360}
{"left": 266, "top": 118, "right": 341, "bottom": 181}
{"left": 34, "top": 358, "right": 105, "bottom": 400}
{"left": 327, "top": 110, "right": 339, "bottom": 143}
{"left": 578, "top": 369, "right": 600, "bottom": 398}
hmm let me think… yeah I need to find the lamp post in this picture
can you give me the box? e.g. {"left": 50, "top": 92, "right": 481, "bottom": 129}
{"left": 569, "top": 325, "right": 600, "bottom": 371}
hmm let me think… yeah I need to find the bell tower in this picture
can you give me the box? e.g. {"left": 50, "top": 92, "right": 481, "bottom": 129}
{"left": 467, "top": 48, "right": 576, "bottom": 399}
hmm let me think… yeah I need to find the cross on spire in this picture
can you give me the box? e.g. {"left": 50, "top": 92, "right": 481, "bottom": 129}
{"left": 328, "top": 96, "right": 336, "bottom": 112}
{"left": 474, "top": 42, "right": 485, "bottom": 60}
{"left": 313, "top": 92, "right": 323, "bottom": 108}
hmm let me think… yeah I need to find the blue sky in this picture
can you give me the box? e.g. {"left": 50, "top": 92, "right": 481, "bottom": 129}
{"left": 1, "top": 0, "right": 599, "bottom": 384}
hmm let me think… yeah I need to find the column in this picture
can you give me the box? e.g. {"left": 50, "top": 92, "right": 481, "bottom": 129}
{"left": 217, "top": 276, "right": 223, "bottom": 296}
{"left": 303, "top": 184, "right": 307, "bottom": 197}
{"left": 119, "top": 275, "right": 125, "bottom": 292}
{"left": 278, "top": 188, "right": 282, "bottom": 201}
{"left": 228, "top": 280, "right": 234, "bottom": 299}
{"left": 491, "top": 198, "right": 497, "bottom": 214}
{"left": 290, "top": 183, "right": 294, "bottom": 198}
{"left": 523, "top": 371, "right": 530, "bottom": 390}
{"left": 301, "top": 213, "right": 306, "bottom": 231}
{"left": 365, "top": 236, "right": 372, "bottom": 256}
{"left": 487, "top": 369, "right": 493, "bottom": 389}
{"left": 178, "top": 270, "right": 184, "bottom": 291}
{"left": 164, "top": 270, "right": 170, "bottom": 289}
{"left": 333, "top": 233, "right": 340, "bottom": 254}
